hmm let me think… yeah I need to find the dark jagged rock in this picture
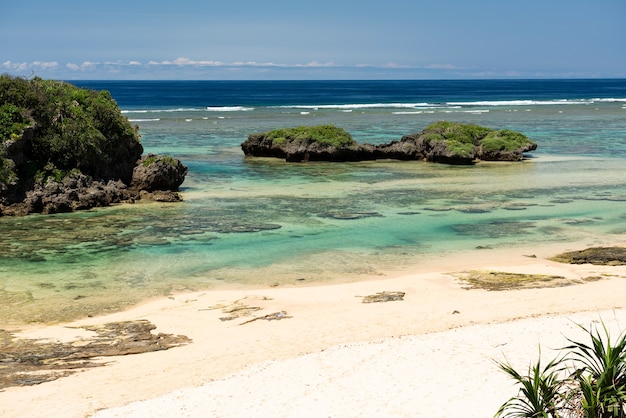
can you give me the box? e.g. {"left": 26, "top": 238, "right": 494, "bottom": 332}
{"left": 0, "top": 76, "right": 188, "bottom": 216}
{"left": 241, "top": 121, "right": 537, "bottom": 165}
{"left": 131, "top": 154, "right": 188, "bottom": 192}
{"left": 11, "top": 174, "right": 132, "bottom": 215}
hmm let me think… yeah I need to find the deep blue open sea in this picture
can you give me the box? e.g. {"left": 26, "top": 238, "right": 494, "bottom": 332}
{"left": 2, "top": 79, "right": 626, "bottom": 325}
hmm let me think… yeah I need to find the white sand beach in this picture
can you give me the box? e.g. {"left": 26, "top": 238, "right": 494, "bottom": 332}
{"left": 2, "top": 244, "right": 626, "bottom": 418}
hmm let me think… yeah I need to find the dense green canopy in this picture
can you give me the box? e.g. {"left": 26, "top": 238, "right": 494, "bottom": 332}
{"left": 0, "top": 75, "right": 142, "bottom": 190}
{"left": 263, "top": 125, "right": 356, "bottom": 147}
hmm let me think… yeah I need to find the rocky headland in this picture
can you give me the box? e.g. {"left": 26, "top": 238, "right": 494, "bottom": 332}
{"left": 0, "top": 76, "right": 187, "bottom": 216}
{"left": 241, "top": 122, "right": 537, "bottom": 164}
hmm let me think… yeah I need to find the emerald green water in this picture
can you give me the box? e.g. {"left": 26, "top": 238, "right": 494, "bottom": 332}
{"left": 2, "top": 100, "right": 626, "bottom": 326}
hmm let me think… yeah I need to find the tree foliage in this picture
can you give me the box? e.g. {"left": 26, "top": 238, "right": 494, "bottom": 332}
{"left": 0, "top": 74, "right": 143, "bottom": 188}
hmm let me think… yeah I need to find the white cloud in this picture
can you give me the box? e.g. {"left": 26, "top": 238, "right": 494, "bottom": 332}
{"left": 78, "top": 61, "right": 99, "bottom": 70}
{"left": 173, "top": 57, "right": 192, "bottom": 65}
{"left": 148, "top": 57, "right": 224, "bottom": 66}
{"left": 5, "top": 57, "right": 536, "bottom": 79}
{"left": 66, "top": 61, "right": 104, "bottom": 72}
{"left": 32, "top": 61, "right": 59, "bottom": 69}
{"left": 142, "top": 58, "right": 337, "bottom": 69}
{"left": 356, "top": 63, "right": 413, "bottom": 69}
{"left": 239, "top": 61, "right": 279, "bottom": 67}
{"left": 301, "top": 61, "right": 336, "bottom": 68}
{"left": 3, "top": 61, "right": 31, "bottom": 71}
{"left": 3, "top": 60, "right": 59, "bottom": 73}
{"left": 381, "top": 63, "right": 410, "bottom": 69}
{"left": 424, "top": 64, "right": 464, "bottom": 70}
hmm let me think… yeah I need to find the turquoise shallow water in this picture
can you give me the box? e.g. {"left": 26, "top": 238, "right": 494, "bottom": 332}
{"left": 2, "top": 82, "right": 626, "bottom": 326}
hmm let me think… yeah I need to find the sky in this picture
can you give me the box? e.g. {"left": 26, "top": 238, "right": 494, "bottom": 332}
{"left": 1, "top": 0, "right": 625, "bottom": 80}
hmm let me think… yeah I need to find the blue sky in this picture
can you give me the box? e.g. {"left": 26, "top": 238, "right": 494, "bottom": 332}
{"left": 2, "top": 0, "right": 624, "bottom": 80}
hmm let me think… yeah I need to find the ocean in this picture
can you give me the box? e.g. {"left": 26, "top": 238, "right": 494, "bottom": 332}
{"left": 2, "top": 79, "right": 626, "bottom": 326}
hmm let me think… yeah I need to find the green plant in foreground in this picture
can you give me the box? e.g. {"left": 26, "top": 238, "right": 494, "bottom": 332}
{"left": 496, "top": 350, "right": 565, "bottom": 417}
{"left": 564, "top": 323, "right": 626, "bottom": 417}
{"left": 496, "top": 322, "right": 626, "bottom": 418}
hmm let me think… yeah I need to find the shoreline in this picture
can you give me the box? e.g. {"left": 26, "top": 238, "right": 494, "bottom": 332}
{"left": 2, "top": 244, "right": 626, "bottom": 417}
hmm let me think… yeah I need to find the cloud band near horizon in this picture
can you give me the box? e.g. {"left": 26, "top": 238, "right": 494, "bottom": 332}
{"left": 1, "top": 57, "right": 618, "bottom": 80}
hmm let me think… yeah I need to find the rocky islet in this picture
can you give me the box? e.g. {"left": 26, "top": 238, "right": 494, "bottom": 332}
{"left": 241, "top": 121, "right": 537, "bottom": 164}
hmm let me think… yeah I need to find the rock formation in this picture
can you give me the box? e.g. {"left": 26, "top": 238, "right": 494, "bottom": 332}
{"left": 242, "top": 122, "right": 537, "bottom": 164}
{"left": 0, "top": 76, "right": 188, "bottom": 216}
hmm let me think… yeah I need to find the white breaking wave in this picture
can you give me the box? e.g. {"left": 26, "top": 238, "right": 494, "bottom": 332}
{"left": 392, "top": 111, "right": 436, "bottom": 115}
{"left": 121, "top": 98, "right": 625, "bottom": 115}
{"left": 591, "top": 98, "right": 626, "bottom": 103}
{"left": 206, "top": 106, "right": 254, "bottom": 112}
{"left": 123, "top": 108, "right": 206, "bottom": 113}
{"left": 446, "top": 98, "right": 626, "bottom": 107}
{"left": 281, "top": 103, "right": 436, "bottom": 110}
{"left": 392, "top": 109, "right": 489, "bottom": 115}
{"left": 128, "top": 118, "right": 160, "bottom": 122}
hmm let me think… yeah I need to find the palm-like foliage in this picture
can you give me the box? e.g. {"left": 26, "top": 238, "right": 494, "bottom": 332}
{"left": 564, "top": 323, "right": 626, "bottom": 418}
{"left": 496, "top": 351, "right": 565, "bottom": 418}
{"left": 496, "top": 321, "right": 626, "bottom": 418}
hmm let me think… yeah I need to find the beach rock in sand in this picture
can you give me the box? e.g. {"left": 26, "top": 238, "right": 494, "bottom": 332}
{"left": 242, "top": 121, "right": 536, "bottom": 165}
{"left": 551, "top": 247, "right": 626, "bottom": 266}
{"left": 361, "top": 291, "right": 406, "bottom": 303}
{"left": 0, "top": 320, "right": 190, "bottom": 389}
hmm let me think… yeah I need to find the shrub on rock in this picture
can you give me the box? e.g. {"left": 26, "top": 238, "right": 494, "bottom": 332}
{"left": 242, "top": 122, "right": 537, "bottom": 165}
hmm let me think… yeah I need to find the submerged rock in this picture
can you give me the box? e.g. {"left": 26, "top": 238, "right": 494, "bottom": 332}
{"left": 318, "top": 211, "right": 383, "bottom": 220}
{"left": 242, "top": 121, "right": 537, "bottom": 165}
